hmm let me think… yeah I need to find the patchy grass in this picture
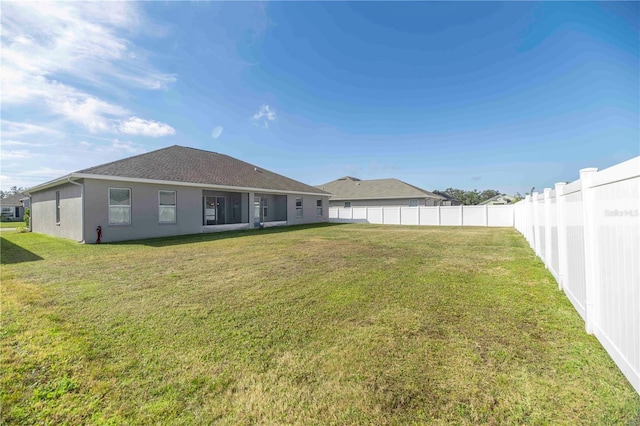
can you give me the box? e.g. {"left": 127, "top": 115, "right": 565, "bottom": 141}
{"left": 0, "top": 221, "right": 25, "bottom": 229}
{"left": 1, "top": 224, "right": 639, "bottom": 425}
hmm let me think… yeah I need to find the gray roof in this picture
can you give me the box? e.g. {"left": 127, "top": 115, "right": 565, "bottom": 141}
{"left": 0, "top": 193, "right": 26, "bottom": 206}
{"left": 479, "top": 194, "right": 517, "bottom": 205}
{"left": 74, "top": 145, "right": 328, "bottom": 195}
{"left": 316, "top": 176, "right": 446, "bottom": 200}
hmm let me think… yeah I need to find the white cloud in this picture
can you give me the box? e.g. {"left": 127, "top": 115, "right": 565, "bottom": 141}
{"left": 1, "top": 120, "right": 61, "bottom": 138}
{"left": 1, "top": 150, "right": 33, "bottom": 160}
{"left": 211, "top": 126, "right": 224, "bottom": 139}
{"left": 115, "top": 117, "right": 176, "bottom": 137}
{"left": 1, "top": 2, "right": 176, "bottom": 135}
{"left": 251, "top": 105, "right": 276, "bottom": 128}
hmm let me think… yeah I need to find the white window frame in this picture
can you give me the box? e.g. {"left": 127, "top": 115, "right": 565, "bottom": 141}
{"left": 344, "top": 201, "right": 351, "bottom": 208}
{"left": 159, "top": 190, "right": 177, "bottom": 224}
{"left": 108, "top": 187, "right": 131, "bottom": 225}
{"left": 409, "top": 199, "right": 419, "bottom": 207}
{"left": 55, "top": 191, "right": 61, "bottom": 224}
{"left": 263, "top": 197, "right": 269, "bottom": 218}
{"left": 295, "top": 197, "right": 303, "bottom": 218}
{"left": 316, "top": 199, "right": 323, "bottom": 217}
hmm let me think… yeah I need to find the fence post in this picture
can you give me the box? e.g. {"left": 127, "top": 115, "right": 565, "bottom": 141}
{"left": 366, "top": 207, "right": 369, "bottom": 223}
{"left": 485, "top": 205, "right": 489, "bottom": 227}
{"left": 438, "top": 205, "right": 441, "bottom": 226}
{"left": 580, "top": 167, "right": 599, "bottom": 334}
{"left": 532, "top": 192, "right": 541, "bottom": 258}
{"left": 399, "top": 207, "right": 402, "bottom": 225}
{"left": 556, "top": 182, "right": 569, "bottom": 290}
{"left": 555, "top": 182, "right": 568, "bottom": 291}
{"left": 460, "top": 205, "right": 464, "bottom": 226}
{"left": 543, "top": 188, "right": 553, "bottom": 269}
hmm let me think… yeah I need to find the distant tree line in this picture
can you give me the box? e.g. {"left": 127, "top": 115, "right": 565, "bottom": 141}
{"left": 0, "top": 186, "right": 26, "bottom": 199}
{"left": 433, "top": 188, "right": 525, "bottom": 205}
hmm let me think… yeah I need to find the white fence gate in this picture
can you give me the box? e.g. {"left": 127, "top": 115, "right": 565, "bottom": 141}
{"left": 515, "top": 156, "right": 639, "bottom": 395}
{"left": 329, "top": 205, "right": 514, "bottom": 227}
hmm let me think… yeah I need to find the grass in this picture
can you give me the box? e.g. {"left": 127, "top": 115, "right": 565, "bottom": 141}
{"left": 1, "top": 223, "right": 639, "bottom": 425}
{"left": 0, "top": 221, "right": 25, "bottom": 228}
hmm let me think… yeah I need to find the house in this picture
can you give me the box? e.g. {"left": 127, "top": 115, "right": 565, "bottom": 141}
{"left": 0, "top": 193, "right": 26, "bottom": 221}
{"left": 25, "top": 146, "right": 330, "bottom": 243}
{"left": 315, "top": 176, "right": 449, "bottom": 207}
{"left": 480, "top": 194, "right": 517, "bottom": 205}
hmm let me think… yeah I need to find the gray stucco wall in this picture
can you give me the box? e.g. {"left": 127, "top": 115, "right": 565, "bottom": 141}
{"left": 31, "top": 182, "right": 83, "bottom": 241}
{"left": 329, "top": 198, "right": 440, "bottom": 208}
{"left": 287, "top": 195, "right": 330, "bottom": 225}
{"left": 83, "top": 179, "right": 204, "bottom": 243}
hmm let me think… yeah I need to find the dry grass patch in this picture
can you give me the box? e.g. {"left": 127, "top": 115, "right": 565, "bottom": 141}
{"left": 1, "top": 224, "right": 639, "bottom": 424}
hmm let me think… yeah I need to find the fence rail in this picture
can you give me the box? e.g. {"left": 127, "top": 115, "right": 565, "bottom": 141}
{"left": 514, "top": 156, "right": 639, "bottom": 395}
{"left": 329, "top": 205, "right": 514, "bottom": 227}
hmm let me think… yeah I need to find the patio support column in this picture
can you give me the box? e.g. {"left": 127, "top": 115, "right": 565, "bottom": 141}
{"left": 248, "top": 192, "right": 255, "bottom": 229}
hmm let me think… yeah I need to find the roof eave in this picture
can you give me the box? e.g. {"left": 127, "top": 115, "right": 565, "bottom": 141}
{"left": 73, "top": 173, "right": 329, "bottom": 196}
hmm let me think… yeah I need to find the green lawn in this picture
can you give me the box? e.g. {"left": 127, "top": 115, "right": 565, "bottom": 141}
{"left": 0, "top": 221, "right": 25, "bottom": 228}
{"left": 2, "top": 224, "right": 639, "bottom": 424}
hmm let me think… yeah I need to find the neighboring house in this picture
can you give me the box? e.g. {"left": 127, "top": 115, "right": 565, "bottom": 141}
{"left": 25, "top": 145, "right": 330, "bottom": 243}
{"left": 315, "top": 176, "right": 449, "bottom": 208}
{"left": 0, "top": 193, "right": 26, "bottom": 221}
{"left": 431, "top": 191, "right": 462, "bottom": 206}
{"left": 480, "top": 194, "right": 517, "bottom": 205}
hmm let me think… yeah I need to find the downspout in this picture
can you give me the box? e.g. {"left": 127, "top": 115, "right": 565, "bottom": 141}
{"left": 68, "top": 178, "right": 85, "bottom": 243}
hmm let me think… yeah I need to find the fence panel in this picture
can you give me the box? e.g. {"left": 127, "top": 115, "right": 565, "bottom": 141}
{"left": 513, "top": 156, "right": 640, "bottom": 395}
{"left": 419, "top": 207, "right": 439, "bottom": 225}
{"left": 563, "top": 187, "right": 587, "bottom": 319}
{"left": 590, "top": 166, "right": 639, "bottom": 396}
{"left": 488, "top": 205, "right": 514, "bottom": 227}
{"left": 441, "top": 206, "right": 462, "bottom": 226}
{"left": 400, "top": 207, "right": 419, "bottom": 226}
{"left": 384, "top": 207, "right": 401, "bottom": 225}
{"left": 462, "top": 206, "right": 486, "bottom": 226}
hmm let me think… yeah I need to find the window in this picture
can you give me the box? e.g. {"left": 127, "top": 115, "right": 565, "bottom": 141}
{"left": 409, "top": 199, "right": 419, "bottom": 207}
{"left": 56, "top": 191, "right": 61, "bottom": 223}
{"left": 109, "top": 188, "right": 131, "bottom": 225}
{"left": 295, "top": 197, "right": 303, "bottom": 218}
{"left": 263, "top": 197, "right": 269, "bottom": 218}
{"left": 344, "top": 201, "right": 351, "bottom": 208}
{"left": 316, "top": 199, "right": 323, "bottom": 216}
{"left": 1, "top": 207, "right": 11, "bottom": 218}
{"left": 159, "top": 190, "right": 176, "bottom": 223}
{"left": 15, "top": 207, "right": 20, "bottom": 217}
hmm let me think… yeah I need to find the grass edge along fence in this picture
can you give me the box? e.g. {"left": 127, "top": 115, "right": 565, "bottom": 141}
{"left": 514, "top": 156, "right": 639, "bottom": 396}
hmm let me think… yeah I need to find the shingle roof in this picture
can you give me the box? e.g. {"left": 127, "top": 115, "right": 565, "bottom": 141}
{"left": 76, "top": 145, "right": 327, "bottom": 195}
{"left": 315, "top": 176, "right": 445, "bottom": 200}
{"left": 0, "top": 193, "right": 26, "bottom": 206}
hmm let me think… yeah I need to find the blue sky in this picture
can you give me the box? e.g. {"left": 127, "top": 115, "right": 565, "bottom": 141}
{"left": 1, "top": 1, "right": 638, "bottom": 194}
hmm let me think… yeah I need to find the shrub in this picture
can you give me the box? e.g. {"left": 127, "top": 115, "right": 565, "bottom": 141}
{"left": 24, "top": 208, "right": 30, "bottom": 228}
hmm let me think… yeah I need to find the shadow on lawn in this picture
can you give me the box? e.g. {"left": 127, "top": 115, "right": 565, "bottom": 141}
{"left": 114, "top": 222, "right": 348, "bottom": 248}
{"left": 0, "top": 236, "right": 44, "bottom": 264}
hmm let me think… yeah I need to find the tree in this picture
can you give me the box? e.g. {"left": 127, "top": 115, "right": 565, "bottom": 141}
{"left": 437, "top": 188, "right": 504, "bottom": 205}
{"left": 0, "top": 186, "right": 26, "bottom": 198}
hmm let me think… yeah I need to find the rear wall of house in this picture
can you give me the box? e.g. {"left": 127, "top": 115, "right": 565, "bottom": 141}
{"left": 83, "top": 179, "right": 204, "bottom": 243}
{"left": 31, "top": 182, "right": 83, "bottom": 241}
{"left": 287, "top": 195, "right": 330, "bottom": 225}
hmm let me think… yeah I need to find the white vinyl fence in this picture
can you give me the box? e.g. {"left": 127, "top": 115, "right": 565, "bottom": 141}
{"left": 515, "top": 156, "right": 640, "bottom": 395}
{"left": 329, "top": 205, "right": 514, "bottom": 227}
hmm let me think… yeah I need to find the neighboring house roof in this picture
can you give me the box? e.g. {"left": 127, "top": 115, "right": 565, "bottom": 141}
{"left": 0, "top": 193, "right": 26, "bottom": 207}
{"left": 27, "top": 146, "right": 329, "bottom": 196}
{"left": 315, "top": 176, "right": 447, "bottom": 201}
{"left": 480, "top": 194, "right": 517, "bottom": 205}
